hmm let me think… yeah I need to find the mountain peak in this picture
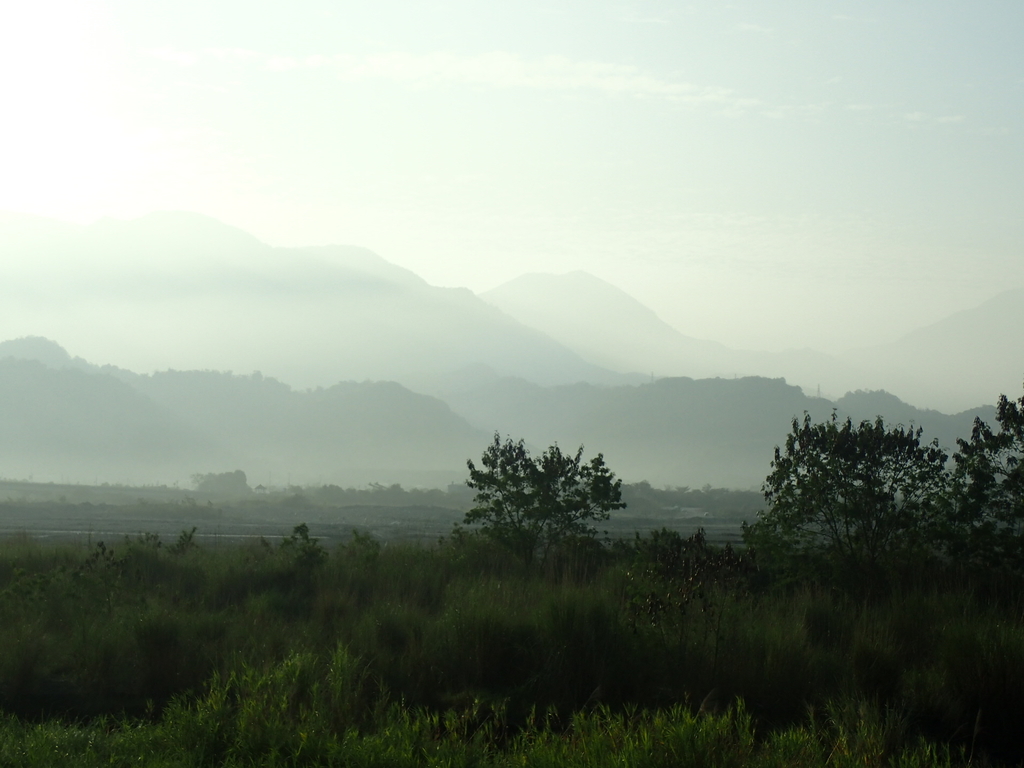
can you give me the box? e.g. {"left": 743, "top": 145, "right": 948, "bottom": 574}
{"left": 0, "top": 336, "right": 73, "bottom": 368}
{"left": 481, "top": 271, "right": 736, "bottom": 377}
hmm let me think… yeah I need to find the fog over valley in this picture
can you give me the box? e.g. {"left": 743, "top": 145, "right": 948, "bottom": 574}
{"left": 0, "top": 211, "right": 1010, "bottom": 491}
{"left": 1, "top": 0, "right": 1022, "bottom": 494}
{"left": 5, "top": 7, "right": 1024, "bottom": 759}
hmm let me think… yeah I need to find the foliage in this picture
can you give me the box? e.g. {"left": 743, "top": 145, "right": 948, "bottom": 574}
{"left": 745, "top": 412, "right": 949, "bottom": 588}
{"left": 462, "top": 434, "right": 625, "bottom": 565}
{"left": 0, "top": 693, "right": 967, "bottom": 768}
{"left": 0, "top": 531, "right": 1023, "bottom": 762}
{"left": 279, "top": 522, "right": 326, "bottom": 567}
{"left": 627, "top": 529, "right": 756, "bottom": 659}
{"left": 170, "top": 526, "right": 198, "bottom": 556}
{"left": 949, "top": 381, "right": 1024, "bottom": 568}
{"left": 191, "top": 470, "right": 252, "bottom": 497}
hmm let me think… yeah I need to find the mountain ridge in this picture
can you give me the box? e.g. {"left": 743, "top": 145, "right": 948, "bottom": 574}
{"left": 483, "top": 269, "right": 1021, "bottom": 413}
{"left": 1, "top": 338, "right": 997, "bottom": 489}
{"left": 0, "top": 212, "right": 634, "bottom": 390}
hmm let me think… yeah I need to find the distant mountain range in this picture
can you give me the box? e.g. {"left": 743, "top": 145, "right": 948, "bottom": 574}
{"left": 444, "top": 375, "right": 993, "bottom": 488}
{"left": 0, "top": 209, "right": 1017, "bottom": 488}
{"left": 841, "top": 288, "right": 1024, "bottom": 413}
{"left": 0, "top": 211, "right": 636, "bottom": 393}
{"left": 482, "top": 271, "right": 738, "bottom": 379}
{"left": 0, "top": 340, "right": 485, "bottom": 488}
{"left": 482, "top": 271, "right": 1024, "bottom": 413}
{"left": 3, "top": 210, "right": 1019, "bottom": 411}
{"left": 0, "top": 337, "right": 995, "bottom": 489}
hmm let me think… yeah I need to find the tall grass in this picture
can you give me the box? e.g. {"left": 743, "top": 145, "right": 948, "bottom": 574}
{"left": 0, "top": 686, "right": 965, "bottom": 767}
{"left": 0, "top": 528, "right": 1020, "bottom": 764}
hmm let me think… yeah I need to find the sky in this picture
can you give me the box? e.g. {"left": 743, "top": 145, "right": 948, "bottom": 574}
{"left": 2, "top": 0, "right": 1022, "bottom": 352}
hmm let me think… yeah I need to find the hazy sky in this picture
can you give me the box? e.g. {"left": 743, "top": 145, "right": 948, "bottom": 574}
{"left": 2, "top": 1, "right": 1022, "bottom": 351}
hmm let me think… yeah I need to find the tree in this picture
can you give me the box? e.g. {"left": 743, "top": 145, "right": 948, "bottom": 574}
{"left": 462, "top": 434, "right": 625, "bottom": 565}
{"left": 191, "top": 469, "right": 251, "bottom": 498}
{"left": 744, "top": 412, "right": 949, "bottom": 587}
{"left": 950, "top": 381, "right": 1024, "bottom": 568}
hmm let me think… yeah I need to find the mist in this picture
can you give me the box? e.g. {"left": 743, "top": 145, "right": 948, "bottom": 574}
{"left": 1, "top": 1, "right": 1022, "bottom": 490}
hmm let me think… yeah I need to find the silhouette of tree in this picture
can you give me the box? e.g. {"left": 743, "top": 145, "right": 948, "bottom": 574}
{"left": 745, "top": 412, "right": 948, "bottom": 588}
{"left": 462, "top": 434, "right": 624, "bottom": 565}
{"left": 950, "top": 381, "right": 1024, "bottom": 568}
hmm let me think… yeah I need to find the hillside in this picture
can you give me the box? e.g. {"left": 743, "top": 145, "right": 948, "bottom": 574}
{"left": 482, "top": 271, "right": 867, "bottom": 401}
{"left": 444, "top": 376, "right": 994, "bottom": 488}
{"left": 0, "top": 358, "right": 218, "bottom": 484}
{"left": 482, "top": 271, "right": 736, "bottom": 377}
{"left": 0, "top": 212, "right": 631, "bottom": 392}
{"left": 843, "top": 288, "right": 1024, "bottom": 412}
{"left": 1, "top": 338, "right": 999, "bottom": 489}
{"left": 0, "top": 350, "right": 486, "bottom": 487}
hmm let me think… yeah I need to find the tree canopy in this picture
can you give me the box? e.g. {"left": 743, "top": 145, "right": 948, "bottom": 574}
{"left": 745, "top": 413, "right": 949, "bottom": 587}
{"left": 462, "top": 434, "right": 625, "bottom": 565}
{"left": 951, "top": 382, "right": 1024, "bottom": 567}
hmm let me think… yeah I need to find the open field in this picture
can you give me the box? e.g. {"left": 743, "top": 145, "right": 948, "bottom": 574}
{"left": 0, "top": 479, "right": 754, "bottom": 547}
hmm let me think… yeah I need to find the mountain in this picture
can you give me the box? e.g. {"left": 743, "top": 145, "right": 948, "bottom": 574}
{"left": 444, "top": 376, "right": 994, "bottom": 488}
{"left": 0, "top": 212, "right": 634, "bottom": 391}
{"left": 842, "top": 288, "right": 1024, "bottom": 413}
{"left": 130, "top": 369, "right": 486, "bottom": 486}
{"left": 0, "top": 336, "right": 90, "bottom": 371}
{"left": 482, "top": 271, "right": 735, "bottom": 377}
{"left": 481, "top": 271, "right": 867, "bottom": 399}
{"left": 0, "top": 340, "right": 997, "bottom": 489}
{"left": 0, "top": 358, "right": 218, "bottom": 484}
{"left": 833, "top": 390, "right": 993, "bottom": 451}
{"left": 0, "top": 346, "right": 486, "bottom": 487}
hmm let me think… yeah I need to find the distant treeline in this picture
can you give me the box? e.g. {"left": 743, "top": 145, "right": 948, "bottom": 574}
{"left": 293, "top": 481, "right": 760, "bottom": 519}
{"left": 0, "top": 477, "right": 762, "bottom": 521}
{"left": 620, "top": 482, "right": 761, "bottom": 519}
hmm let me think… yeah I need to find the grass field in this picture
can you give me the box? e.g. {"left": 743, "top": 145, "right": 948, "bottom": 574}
{"left": 0, "top": 520, "right": 1021, "bottom": 766}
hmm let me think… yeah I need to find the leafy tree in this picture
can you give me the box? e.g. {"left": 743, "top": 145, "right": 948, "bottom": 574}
{"left": 462, "top": 434, "right": 625, "bottom": 565}
{"left": 744, "top": 412, "right": 949, "bottom": 587}
{"left": 191, "top": 470, "right": 251, "bottom": 497}
{"left": 950, "top": 381, "right": 1024, "bottom": 568}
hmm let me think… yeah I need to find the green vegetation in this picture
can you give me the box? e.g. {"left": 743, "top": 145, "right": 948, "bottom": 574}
{"left": 462, "top": 435, "right": 624, "bottom": 565}
{"left": 190, "top": 470, "right": 252, "bottom": 498}
{"left": 0, "top": 522, "right": 1021, "bottom": 765}
{"left": 0, "top": 384, "right": 1022, "bottom": 765}
{"left": 949, "top": 388, "right": 1024, "bottom": 568}
{"left": 746, "top": 413, "right": 949, "bottom": 590}
{"left": 746, "top": 381, "right": 1024, "bottom": 593}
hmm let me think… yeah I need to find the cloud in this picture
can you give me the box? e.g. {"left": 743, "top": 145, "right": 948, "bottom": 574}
{"left": 758, "top": 102, "right": 832, "bottom": 120}
{"left": 150, "top": 47, "right": 760, "bottom": 110}
{"left": 896, "top": 111, "right": 974, "bottom": 129}
{"left": 146, "top": 47, "right": 976, "bottom": 132}
{"left": 146, "top": 46, "right": 256, "bottom": 66}
{"left": 206, "top": 48, "right": 259, "bottom": 62}
{"left": 147, "top": 47, "right": 202, "bottom": 67}
{"left": 331, "top": 52, "right": 683, "bottom": 96}
{"left": 323, "top": 51, "right": 754, "bottom": 106}
{"left": 620, "top": 14, "right": 670, "bottom": 25}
